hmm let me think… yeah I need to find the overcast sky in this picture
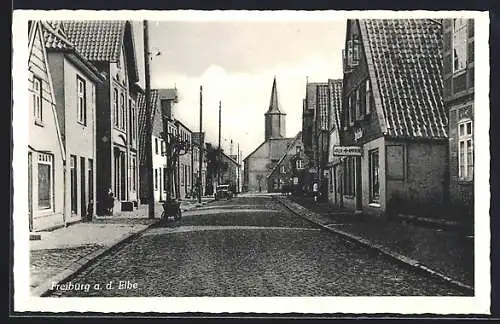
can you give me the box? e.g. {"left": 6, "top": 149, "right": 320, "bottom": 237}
{"left": 132, "top": 20, "right": 346, "bottom": 159}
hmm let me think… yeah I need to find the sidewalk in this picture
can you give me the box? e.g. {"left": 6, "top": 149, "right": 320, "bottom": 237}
{"left": 30, "top": 197, "right": 215, "bottom": 296}
{"left": 275, "top": 196, "right": 474, "bottom": 294}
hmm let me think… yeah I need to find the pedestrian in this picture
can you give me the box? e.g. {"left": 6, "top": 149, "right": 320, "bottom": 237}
{"left": 313, "top": 182, "right": 319, "bottom": 202}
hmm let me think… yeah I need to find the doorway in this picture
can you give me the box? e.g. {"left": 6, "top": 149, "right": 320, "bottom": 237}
{"left": 80, "top": 157, "right": 86, "bottom": 219}
{"left": 355, "top": 157, "right": 362, "bottom": 212}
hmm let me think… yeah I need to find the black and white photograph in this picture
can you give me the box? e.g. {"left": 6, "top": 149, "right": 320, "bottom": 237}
{"left": 12, "top": 10, "right": 490, "bottom": 314}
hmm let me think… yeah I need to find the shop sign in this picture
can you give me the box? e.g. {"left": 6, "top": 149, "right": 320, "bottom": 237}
{"left": 333, "top": 146, "right": 362, "bottom": 156}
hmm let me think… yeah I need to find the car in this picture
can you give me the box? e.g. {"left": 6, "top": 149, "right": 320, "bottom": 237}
{"left": 215, "top": 184, "right": 233, "bottom": 200}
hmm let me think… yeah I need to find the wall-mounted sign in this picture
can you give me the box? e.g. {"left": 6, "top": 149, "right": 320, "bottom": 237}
{"left": 333, "top": 146, "right": 362, "bottom": 156}
{"left": 354, "top": 128, "right": 363, "bottom": 141}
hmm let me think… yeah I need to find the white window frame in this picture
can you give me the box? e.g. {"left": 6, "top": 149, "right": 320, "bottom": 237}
{"left": 458, "top": 119, "right": 473, "bottom": 181}
{"left": 280, "top": 165, "right": 286, "bottom": 174}
{"left": 77, "top": 76, "right": 87, "bottom": 125}
{"left": 365, "top": 79, "right": 372, "bottom": 115}
{"left": 120, "top": 92, "right": 126, "bottom": 130}
{"left": 452, "top": 18, "right": 468, "bottom": 74}
{"left": 113, "top": 88, "right": 119, "bottom": 127}
{"left": 296, "top": 159, "right": 304, "bottom": 170}
{"left": 33, "top": 76, "right": 43, "bottom": 124}
{"left": 37, "top": 153, "right": 53, "bottom": 211}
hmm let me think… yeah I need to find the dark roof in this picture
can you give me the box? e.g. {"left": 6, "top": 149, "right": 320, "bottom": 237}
{"left": 137, "top": 89, "right": 159, "bottom": 165}
{"left": 266, "top": 76, "right": 284, "bottom": 114}
{"left": 62, "top": 20, "right": 139, "bottom": 83}
{"left": 41, "top": 21, "right": 104, "bottom": 82}
{"left": 243, "top": 137, "right": 294, "bottom": 162}
{"left": 305, "top": 82, "right": 328, "bottom": 112}
{"left": 267, "top": 131, "right": 302, "bottom": 178}
{"left": 328, "top": 79, "right": 343, "bottom": 131}
{"left": 360, "top": 19, "right": 447, "bottom": 139}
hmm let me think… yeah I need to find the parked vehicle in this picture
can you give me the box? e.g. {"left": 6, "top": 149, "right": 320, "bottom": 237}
{"left": 215, "top": 184, "right": 233, "bottom": 200}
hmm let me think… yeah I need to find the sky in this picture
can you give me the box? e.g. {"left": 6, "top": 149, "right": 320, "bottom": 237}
{"left": 132, "top": 20, "right": 346, "bottom": 160}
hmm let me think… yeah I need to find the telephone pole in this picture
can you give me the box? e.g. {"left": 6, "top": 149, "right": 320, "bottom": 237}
{"left": 198, "top": 86, "right": 203, "bottom": 203}
{"left": 217, "top": 101, "right": 221, "bottom": 186}
{"left": 143, "top": 20, "right": 155, "bottom": 219}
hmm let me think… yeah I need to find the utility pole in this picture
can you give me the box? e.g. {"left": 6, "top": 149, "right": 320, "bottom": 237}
{"left": 198, "top": 86, "right": 203, "bottom": 203}
{"left": 143, "top": 20, "right": 155, "bottom": 219}
{"left": 237, "top": 142, "right": 240, "bottom": 194}
{"left": 218, "top": 101, "right": 222, "bottom": 186}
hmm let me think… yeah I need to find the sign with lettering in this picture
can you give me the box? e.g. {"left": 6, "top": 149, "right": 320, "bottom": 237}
{"left": 333, "top": 146, "right": 362, "bottom": 156}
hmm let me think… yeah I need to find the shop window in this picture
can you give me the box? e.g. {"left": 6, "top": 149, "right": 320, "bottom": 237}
{"left": 343, "top": 158, "right": 355, "bottom": 196}
{"left": 369, "top": 149, "right": 380, "bottom": 203}
{"left": 453, "top": 19, "right": 468, "bottom": 73}
{"left": 458, "top": 119, "right": 473, "bottom": 181}
{"left": 38, "top": 153, "right": 53, "bottom": 210}
{"left": 77, "top": 76, "right": 87, "bottom": 125}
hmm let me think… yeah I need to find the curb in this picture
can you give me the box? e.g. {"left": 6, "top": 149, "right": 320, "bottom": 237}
{"left": 274, "top": 196, "right": 474, "bottom": 295}
{"left": 32, "top": 219, "right": 160, "bottom": 297}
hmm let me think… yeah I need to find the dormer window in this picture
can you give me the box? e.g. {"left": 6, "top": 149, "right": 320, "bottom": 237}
{"left": 343, "top": 35, "right": 361, "bottom": 73}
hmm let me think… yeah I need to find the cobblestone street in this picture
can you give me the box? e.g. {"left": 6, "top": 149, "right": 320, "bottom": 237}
{"left": 48, "top": 195, "right": 465, "bottom": 297}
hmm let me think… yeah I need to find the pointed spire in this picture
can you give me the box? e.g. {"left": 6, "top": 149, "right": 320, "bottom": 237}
{"left": 267, "top": 76, "right": 283, "bottom": 114}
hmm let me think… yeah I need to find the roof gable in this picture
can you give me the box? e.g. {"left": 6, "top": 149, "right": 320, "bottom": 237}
{"left": 360, "top": 19, "right": 447, "bottom": 139}
{"left": 328, "top": 79, "right": 343, "bottom": 133}
{"left": 267, "top": 131, "right": 302, "bottom": 177}
{"left": 137, "top": 89, "right": 159, "bottom": 165}
{"left": 62, "top": 20, "right": 139, "bottom": 83}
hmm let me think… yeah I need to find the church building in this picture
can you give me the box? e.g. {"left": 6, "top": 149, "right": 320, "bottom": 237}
{"left": 243, "top": 77, "right": 295, "bottom": 192}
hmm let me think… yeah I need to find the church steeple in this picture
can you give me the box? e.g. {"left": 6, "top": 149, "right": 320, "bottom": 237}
{"left": 265, "top": 76, "right": 286, "bottom": 140}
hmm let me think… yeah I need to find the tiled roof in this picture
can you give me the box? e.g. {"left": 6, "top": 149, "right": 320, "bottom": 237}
{"left": 137, "top": 89, "right": 159, "bottom": 165}
{"left": 62, "top": 20, "right": 126, "bottom": 62}
{"left": 41, "top": 21, "right": 73, "bottom": 50}
{"left": 328, "top": 79, "right": 343, "bottom": 131}
{"left": 267, "top": 131, "right": 302, "bottom": 178}
{"left": 360, "top": 19, "right": 447, "bottom": 139}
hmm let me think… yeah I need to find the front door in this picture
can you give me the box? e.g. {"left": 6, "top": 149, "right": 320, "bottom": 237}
{"left": 80, "top": 157, "right": 86, "bottom": 219}
{"left": 120, "top": 152, "right": 126, "bottom": 201}
{"left": 355, "top": 157, "right": 362, "bottom": 212}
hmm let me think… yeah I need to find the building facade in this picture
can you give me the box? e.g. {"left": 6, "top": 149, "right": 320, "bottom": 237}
{"left": 443, "top": 18, "right": 475, "bottom": 219}
{"left": 63, "top": 20, "right": 141, "bottom": 215}
{"left": 326, "top": 79, "right": 344, "bottom": 207}
{"left": 243, "top": 77, "right": 293, "bottom": 192}
{"left": 28, "top": 21, "right": 66, "bottom": 231}
{"left": 42, "top": 22, "right": 104, "bottom": 225}
{"left": 340, "top": 19, "right": 447, "bottom": 218}
{"left": 175, "top": 120, "right": 193, "bottom": 200}
{"left": 267, "top": 132, "right": 309, "bottom": 194}
{"left": 219, "top": 151, "right": 240, "bottom": 194}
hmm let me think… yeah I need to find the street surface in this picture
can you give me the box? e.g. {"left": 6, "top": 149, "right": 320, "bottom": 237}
{"left": 49, "top": 195, "right": 465, "bottom": 297}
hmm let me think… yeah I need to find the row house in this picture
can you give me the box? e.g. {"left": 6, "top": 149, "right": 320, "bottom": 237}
{"left": 442, "top": 18, "right": 475, "bottom": 219}
{"left": 42, "top": 22, "right": 105, "bottom": 225}
{"left": 337, "top": 19, "right": 447, "bottom": 218}
{"left": 267, "top": 131, "right": 309, "bottom": 194}
{"left": 175, "top": 119, "right": 193, "bottom": 200}
{"left": 301, "top": 81, "right": 329, "bottom": 194}
{"left": 138, "top": 88, "right": 178, "bottom": 203}
{"left": 192, "top": 132, "right": 208, "bottom": 197}
{"left": 28, "top": 21, "right": 66, "bottom": 231}
{"left": 62, "top": 20, "right": 141, "bottom": 215}
{"left": 219, "top": 150, "right": 241, "bottom": 194}
{"left": 326, "top": 79, "right": 344, "bottom": 207}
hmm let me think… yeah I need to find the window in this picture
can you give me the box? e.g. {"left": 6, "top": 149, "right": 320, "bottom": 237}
{"left": 280, "top": 165, "right": 286, "bottom": 174}
{"left": 181, "top": 164, "right": 185, "bottom": 185}
{"left": 329, "top": 167, "right": 334, "bottom": 193}
{"left": 33, "top": 76, "right": 43, "bottom": 124}
{"left": 77, "top": 76, "right": 87, "bottom": 125}
{"left": 113, "top": 88, "right": 119, "bottom": 127}
{"left": 70, "top": 155, "right": 77, "bottom": 214}
{"left": 458, "top": 120, "right": 473, "bottom": 181}
{"left": 343, "top": 158, "right": 355, "bottom": 196}
{"left": 349, "top": 94, "right": 355, "bottom": 126}
{"left": 155, "top": 138, "right": 158, "bottom": 155}
{"left": 296, "top": 159, "right": 304, "bottom": 170}
{"left": 369, "top": 149, "right": 380, "bottom": 202}
{"left": 154, "top": 169, "right": 158, "bottom": 190}
{"left": 38, "top": 153, "right": 53, "bottom": 209}
{"left": 120, "top": 93, "right": 126, "bottom": 130}
{"left": 129, "top": 99, "right": 135, "bottom": 141}
{"left": 163, "top": 167, "right": 167, "bottom": 191}
{"left": 296, "top": 146, "right": 302, "bottom": 155}
{"left": 355, "top": 88, "right": 361, "bottom": 120}
{"left": 88, "top": 159, "right": 94, "bottom": 203}
{"left": 365, "top": 79, "right": 372, "bottom": 115}
{"left": 453, "top": 19, "right": 468, "bottom": 73}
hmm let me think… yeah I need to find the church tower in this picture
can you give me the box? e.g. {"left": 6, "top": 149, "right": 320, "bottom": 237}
{"left": 265, "top": 77, "right": 286, "bottom": 140}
